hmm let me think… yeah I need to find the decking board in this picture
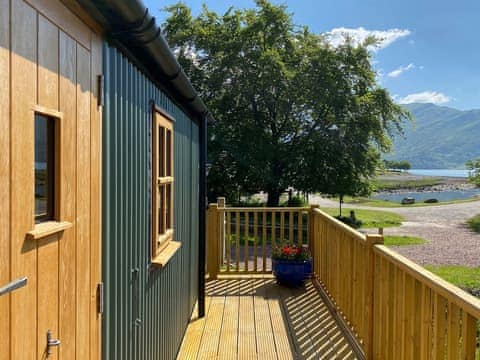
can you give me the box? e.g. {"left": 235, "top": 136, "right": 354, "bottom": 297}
{"left": 178, "top": 276, "right": 362, "bottom": 359}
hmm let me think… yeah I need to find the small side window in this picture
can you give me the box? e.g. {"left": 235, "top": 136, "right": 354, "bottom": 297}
{"left": 152, "top": 107, "right": 178, "bottom": 265}
{"left": 35, "top": 113, "right": 56, "bottom": 223}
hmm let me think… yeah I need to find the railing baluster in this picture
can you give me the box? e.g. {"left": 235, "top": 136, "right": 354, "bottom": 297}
{"left": 271, "top": 211, "right": 276, "bottom": 247}
{"left": 244, "top": 212, "right": 249, "bottom": 271}
{"left": 289, "top": 211, "right": 294, "bottom": 244}
{"left": 262, "top": 212, "right": 267, "bottom": 272}
{"left": 419, "top": 284, "right": 432, "bottom": 360}
{"left": 448, "top": 302, "right": 461, "bottom": 359}
{"left": 280, "top": 212, "right": 284, "bottom": 242}
{"left": 460, "top": 311, "right": 477, "bottom": 359}
{"left": 433, "top": 294, "right": 448, "bottom": 359}
{"left": 236, "top": 211, "right": 240, "bottom": 272}
{"left": 253, "top": 212, "right": 258, "bottom": 272}
{"left": 226, "top": 211, "right": 231, "bottom": 272}
{"left": 298, "top": 211, "right": 303, "bottom": 245}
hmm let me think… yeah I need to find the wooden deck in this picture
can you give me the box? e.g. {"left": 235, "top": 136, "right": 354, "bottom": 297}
{"left": 177, "top": 277, "right": 362, "bottom": 359}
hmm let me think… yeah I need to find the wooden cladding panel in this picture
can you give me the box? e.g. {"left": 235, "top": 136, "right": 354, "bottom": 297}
{"left": 89, "top": 32, "right": 102, "bottom": 360}
{"left": 24, "top": 0, "right": 91, "bottom": 50}
{"left": 0, "top": 0, "right": 10, "bottom": 359}
{"left": 37, "top": 15, "right": 60, "bottom": 359}
{"left": 11, "top": 2, "right": 38, "bottom": 358}
{"left": 3, "top": 1, "right": 101, "bottom": 358}
{"left": 76, "top": 44, "right": 92, "bottom": 360}
{"left": 58, "top": 30, "right": 77, "bottom": 360}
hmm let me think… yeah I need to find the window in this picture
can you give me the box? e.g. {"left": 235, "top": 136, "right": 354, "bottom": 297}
{"left": 152, "top": 109, "right": 176, "bottom": 261}
{"left": 35, "top": 113, "right": 55, "bottom": 222}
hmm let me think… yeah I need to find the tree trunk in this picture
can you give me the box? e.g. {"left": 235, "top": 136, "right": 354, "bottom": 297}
{"left": 267, "top": 188, "right": 282, "bottom": 207}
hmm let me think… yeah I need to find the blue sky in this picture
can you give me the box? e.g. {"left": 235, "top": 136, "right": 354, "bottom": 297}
{"left": 144, "top": 0, "right": 480, "bottom": 110}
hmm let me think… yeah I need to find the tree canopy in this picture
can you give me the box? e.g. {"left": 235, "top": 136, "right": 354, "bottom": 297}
{"left": 466, "top": 158, "right": 480, "bottom": 186}
{"left": 162, "top": 0, "right": 409, "bottom": 205}
{"left": 383, "top": 159, "right": 412, "bottom": 170}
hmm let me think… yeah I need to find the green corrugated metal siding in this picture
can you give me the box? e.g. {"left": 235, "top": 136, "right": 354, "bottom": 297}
{"left": 102, "top": 43, "right": 200, "bottom": 360}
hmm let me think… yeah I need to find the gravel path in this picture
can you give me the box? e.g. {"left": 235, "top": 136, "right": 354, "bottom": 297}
{"left": 309, "top": 195, "right": 480, "bottom": 267}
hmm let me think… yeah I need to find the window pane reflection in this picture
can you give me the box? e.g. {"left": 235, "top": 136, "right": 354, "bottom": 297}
{"left": 35, "top": 114, "right": 54, "bottom": 222}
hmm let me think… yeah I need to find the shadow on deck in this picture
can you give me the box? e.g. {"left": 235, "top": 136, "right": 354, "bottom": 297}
{"left": 177, "top": 277, "right": 363, "bottom": 359}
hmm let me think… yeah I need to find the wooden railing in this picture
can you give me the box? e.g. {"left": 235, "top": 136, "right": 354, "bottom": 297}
{"left": 311, "top": 208, "right": 382, "bottom": 357}
{"left": 207, "top": 201, "right": 480, "bottom": 358}
{"left": 206, "top": 198, "right": 313, "bottom": 278}
{"left": 311, "top": 207, "right": 480, "bottom": 359}
{"left": 372, "top": 245, "right": 480, "bottom": 359}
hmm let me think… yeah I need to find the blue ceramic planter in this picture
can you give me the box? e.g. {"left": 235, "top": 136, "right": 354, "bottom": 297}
{"left": 272, "top": 259, "right": 312, "bottom": 286}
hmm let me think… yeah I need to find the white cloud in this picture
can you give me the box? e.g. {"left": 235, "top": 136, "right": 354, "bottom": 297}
{"left": 325, "top": 27, "right": 411, "bottom": 52}
{"left": 396, "top": 91, "right": 451, "bottom": 105}
{"left": 388, "top": 63, "right": 415, "bottom": 78}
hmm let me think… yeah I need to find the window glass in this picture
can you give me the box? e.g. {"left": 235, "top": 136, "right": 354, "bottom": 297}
{"left": 35, "top": 114, "right": 55, "bottom": 222}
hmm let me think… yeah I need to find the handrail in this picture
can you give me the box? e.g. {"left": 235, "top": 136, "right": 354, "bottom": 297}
{"left": 374, "top": 245, "right": 480, "bottom": 319}
{"left": 0, "top": 277, "right": 27, "bottom": 297}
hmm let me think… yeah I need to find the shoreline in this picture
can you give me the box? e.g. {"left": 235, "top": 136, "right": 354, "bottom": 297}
{"left": 375, "top": 181, "right": 477, "bottom": 195}
{"left": 375, "top": 171, "right": 474, "bottom": 193}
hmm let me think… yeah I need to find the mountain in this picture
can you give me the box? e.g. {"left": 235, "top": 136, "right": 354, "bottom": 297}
{"left": 386, "top": 103, "right": 480, "bottom": 169}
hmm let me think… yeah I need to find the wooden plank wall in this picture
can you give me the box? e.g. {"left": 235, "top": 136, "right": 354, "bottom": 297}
{"left": 0, "top": 0, "right": 11, "bottom": 359}
{"left": 0, "top": 0, "right": 102, "bottom": 359}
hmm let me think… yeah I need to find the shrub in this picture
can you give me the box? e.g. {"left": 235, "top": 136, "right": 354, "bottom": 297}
{"left": 281, "top": 195, "right": 308, "bottom": 207}
{"left": 232, "top": 197, "right": 265, "bottom": 207}
{"left": 467, "top": 214, "right": 480, "bottom": 234}
{"left": 335, "top": 215, "right": 362, "bottom": 229}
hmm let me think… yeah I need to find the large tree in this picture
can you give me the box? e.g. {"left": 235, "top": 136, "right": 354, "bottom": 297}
{"left": 162, "top": 1, "right": 409, "bottom": 205}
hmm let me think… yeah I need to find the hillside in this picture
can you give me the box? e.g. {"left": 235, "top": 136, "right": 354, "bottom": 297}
{"left": 386, "top": 103, "right": 480, "bottom": 169}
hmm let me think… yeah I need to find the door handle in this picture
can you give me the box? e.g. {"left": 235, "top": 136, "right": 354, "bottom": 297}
{"left": 0, "top": 277, "right": 27, "bottom": 296}
{"left": 46, "top": 330, "right": 60, "bottom": 356}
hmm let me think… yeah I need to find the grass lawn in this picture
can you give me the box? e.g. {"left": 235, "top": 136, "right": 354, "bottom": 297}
{"left": 467, "top": 214, "right": 480, "bottom": 233}
{"left": 320, "top": 207, "right": 404, "bottom": 228}
{"left": 424, "top": 265, "right": 480, "bottom": 344}
{"left": 424, "top": 265, "right": 480, "bottom": 292}
{"left": 384, "top": 235, "right": 426, "bottom": 246}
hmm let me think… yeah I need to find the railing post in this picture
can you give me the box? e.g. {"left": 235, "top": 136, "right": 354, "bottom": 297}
{"left": 365, "top": 234, "right": 384, "bottom": 360}
{"left": 217, "top": 197, "right": 226, "bottom": 271}
{"left": 308, "top": 205, "right": 319, "bottom": 273}
{"left": 206, "top": 201, "right": 220, "bottom": 280}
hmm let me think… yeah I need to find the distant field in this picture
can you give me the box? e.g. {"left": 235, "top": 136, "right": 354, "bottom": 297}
{"left": 372, "top": 177, "right": 445, "bottom": 191}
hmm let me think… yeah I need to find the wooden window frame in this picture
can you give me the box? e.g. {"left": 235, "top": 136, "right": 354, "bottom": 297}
{"left": 151, "top": 106, "right": 179, "bottom": 267}
{"left": 29, "top": 105, "right": 72, "bottom": 240}
{"left": 34, "top": 112, "right": 56, "bottom": 223}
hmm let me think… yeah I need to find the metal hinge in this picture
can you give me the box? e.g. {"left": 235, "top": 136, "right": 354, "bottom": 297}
{"left": 97, "top": 282, "right": 104, "bottom": 315}
{"left": 97, "top": 75, "right": 104, "bottom": 107}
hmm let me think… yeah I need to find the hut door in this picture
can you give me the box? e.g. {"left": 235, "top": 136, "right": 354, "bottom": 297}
{"left": 0, "top": 0, "right": 102, "bottom": 359}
